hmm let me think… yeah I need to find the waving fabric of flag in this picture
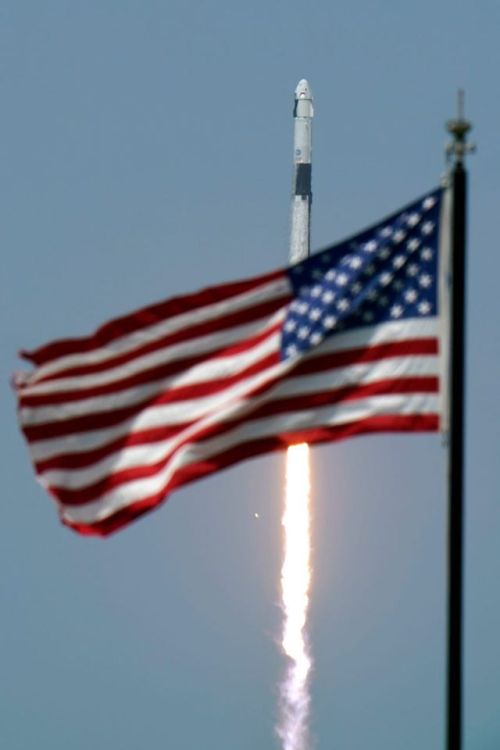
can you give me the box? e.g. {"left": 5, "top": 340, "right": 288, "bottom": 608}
{"left": 15, "top": 188, "right": 447, "bottom": 536}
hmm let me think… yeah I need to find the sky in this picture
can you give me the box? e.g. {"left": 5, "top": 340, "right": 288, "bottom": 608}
{"left": 2, "top": 1, "right": 500, "bottom": 748}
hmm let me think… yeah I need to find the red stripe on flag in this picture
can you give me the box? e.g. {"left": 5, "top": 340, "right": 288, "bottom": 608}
{"left": 61, "top": 413, "right": 439, "bottom": 537}
{"left": 21, "top": 338, "right": 436, "bottom": 441}
{"left": 35, "top": 375, "right": 438, "bottom": 474}
{"left": 21, "top": 269, "right": 286, "bottom": 366}
{"left": 20, "top": 321, "right": 283, "bottom": 407}
{"left": 24, "top": 295, "right": 289, "bottom": 387}
{"left": 46, "top": 376, "right": 439, "bottom": 506}
{"left": 292, "top": 338, "right": 438, "bottom": 376}
{"left": 21, "top": 349, "right": 282, "bottom": 442}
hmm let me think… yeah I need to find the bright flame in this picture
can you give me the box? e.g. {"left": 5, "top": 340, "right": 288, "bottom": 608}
{"left": 278, "top": 443, "right": 313, "bottom": 750}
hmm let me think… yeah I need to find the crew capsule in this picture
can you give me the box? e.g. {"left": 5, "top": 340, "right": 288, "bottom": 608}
{"left": 294, "top": 79, "right": 314, "bottom": 119}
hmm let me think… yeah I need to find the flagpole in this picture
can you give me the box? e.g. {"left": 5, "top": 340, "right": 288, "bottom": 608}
{"left": 445, "top": 92, "right": 474, "bottom": 750}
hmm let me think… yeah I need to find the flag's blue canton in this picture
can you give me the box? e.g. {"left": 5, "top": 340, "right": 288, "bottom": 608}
{"left": 281, "top": 188, "right": 442, "bottom": 360}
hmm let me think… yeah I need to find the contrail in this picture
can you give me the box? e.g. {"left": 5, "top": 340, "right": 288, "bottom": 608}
{"left": 278, "top": 443, "right": 313, "bottom": 750}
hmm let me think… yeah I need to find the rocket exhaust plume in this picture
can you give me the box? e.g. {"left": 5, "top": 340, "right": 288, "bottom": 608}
{"left": 278, "top": 444, "right": 313, "bottom": 750}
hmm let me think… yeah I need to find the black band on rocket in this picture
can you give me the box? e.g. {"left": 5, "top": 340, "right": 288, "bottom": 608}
{"left": 294, "top": 164, "right": 312, "bottom": 196}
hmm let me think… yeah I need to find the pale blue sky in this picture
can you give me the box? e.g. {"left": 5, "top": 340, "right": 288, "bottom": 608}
{"left": 2, "top": 2, "right": 500, "bottom": 748}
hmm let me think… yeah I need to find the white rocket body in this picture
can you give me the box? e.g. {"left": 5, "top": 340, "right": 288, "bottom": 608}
{"left": 289, "top": 79, "right": 314, "bottom": 265}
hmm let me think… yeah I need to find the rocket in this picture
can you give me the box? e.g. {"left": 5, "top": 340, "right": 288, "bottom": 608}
{"left": 289, "top": 79, "right": 314, "bottom": 265}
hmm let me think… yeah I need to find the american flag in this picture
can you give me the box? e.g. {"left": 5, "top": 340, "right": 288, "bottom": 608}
{"left": 15, "top": 188, "right": 446, "bottom": 536}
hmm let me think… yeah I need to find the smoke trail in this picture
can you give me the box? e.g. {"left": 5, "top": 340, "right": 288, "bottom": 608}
{"left": 277, "top": 443, "right": 313, "bottom": 750}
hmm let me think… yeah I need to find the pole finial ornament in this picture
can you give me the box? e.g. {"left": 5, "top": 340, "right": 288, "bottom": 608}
{"left": 445, "top": 89, "right": 475, "bottom": 166}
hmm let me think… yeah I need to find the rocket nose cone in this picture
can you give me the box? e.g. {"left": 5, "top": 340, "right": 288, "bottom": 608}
{"left": 295, "top": 79, "right": 313, "bottom": 101}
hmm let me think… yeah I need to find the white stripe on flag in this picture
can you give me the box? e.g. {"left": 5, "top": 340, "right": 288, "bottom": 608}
{"left": 59, "top": 392, "right": 440, "bottom": 526}
{"left": 40, "top": 353, "right": 439, "bottom": 490}
{"left": 28, "top": 276, "right": 291, "bottom": 382}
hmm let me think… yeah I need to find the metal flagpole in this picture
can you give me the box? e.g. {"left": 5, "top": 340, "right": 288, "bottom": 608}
{"left": 444, "top": 92, "right": 474, "bottom": 750}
